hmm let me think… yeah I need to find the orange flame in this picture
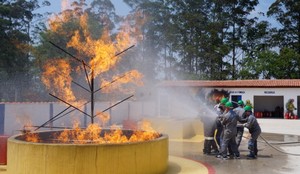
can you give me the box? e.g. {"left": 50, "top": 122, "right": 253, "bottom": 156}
{"left": 45, "top": 5, "right": 144, "bottom": 97}
{"left": 96, "top": 112, "right": 110, "bottom": 127}
{"left": 100, "top": 70, "right": 143, "bottom": 94}
{"left": 41, "top": 59, "right": 76, "bottom": 103}
{"left": 51, "top": 120, "right": 160, "bottom": 144}
{"left": 25, "top": 132, "right": 40, "bottom": 143}
{"left": 24, "top": 120, "right": 160, "bottom": 144}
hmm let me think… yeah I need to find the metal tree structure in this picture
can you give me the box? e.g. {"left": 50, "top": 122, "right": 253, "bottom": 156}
{"left": 34, "top": 42, "right": 135, "bottom": 131}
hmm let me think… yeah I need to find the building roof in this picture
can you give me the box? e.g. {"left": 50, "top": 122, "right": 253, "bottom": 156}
{"left": 158, "top": 79, "right": 300, "bottom": 88}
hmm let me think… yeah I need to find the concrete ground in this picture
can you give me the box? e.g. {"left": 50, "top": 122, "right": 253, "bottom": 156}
{"left": 168, "top": 119, "right": 300, "bottom": 174}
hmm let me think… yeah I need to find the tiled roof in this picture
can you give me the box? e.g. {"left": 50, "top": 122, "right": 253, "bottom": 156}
{"left": 158, "top": 79, "right": 300, "bottom": 88}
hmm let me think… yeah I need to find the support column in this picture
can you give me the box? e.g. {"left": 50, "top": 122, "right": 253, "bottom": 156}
{"left": 49, "top": 103, "right": 53, "bottom": 129}
{"left": 0, "top": 104, "right": 5, "bottom": 134}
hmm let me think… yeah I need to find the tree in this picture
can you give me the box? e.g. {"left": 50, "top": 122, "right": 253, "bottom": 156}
{"left": 214, "top": 0, "right": 259, "bottom": 79}
{"left": 0, "top": 0, "right": 49, "bottom": 101}
{"left": 240, "top": 50, "right": 279, "bottom": 79}
{"left": 0, "top": 0, "right": 39, "bottom": 77}
{"left": 267, "top": 0, "right": 300, "bottom": 54}
{"left": 273, "top": 48, "right": 300, "bottom": 79}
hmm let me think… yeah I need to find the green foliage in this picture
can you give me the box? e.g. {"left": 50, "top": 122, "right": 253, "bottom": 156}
{"left": 240, "top": 48, "right": 300, "bottom": 79}
{"left": 240, "top": 50, "right": 278, "bottom": 79}
{"left": 267, "top": 0, "right": 300, "bottom": 53}
{"left": 0, "top": 0, "right": 51, "bottom": 101}
{"left": 273, "top": 48, "right": 300, "bottom": 79}
{"left": 124, "top": 0, "right": 260, "bottom": 80}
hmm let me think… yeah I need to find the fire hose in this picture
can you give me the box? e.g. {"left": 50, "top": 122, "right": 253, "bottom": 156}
{"left": 246, "top": 134, "right": 300, "bottom": 156}
{"left": 258, "top": 134, "right": 300, "bottom": 156}
{"left": 213, "top": 129, "right": 300, "bottom": 156}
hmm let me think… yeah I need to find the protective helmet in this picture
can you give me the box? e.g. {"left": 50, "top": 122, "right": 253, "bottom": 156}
{"left": 237, "top": 100, "right": 244, "bottom": 106}
{"left": 225, "top": 101, "right": 233, "bottom": 108}
{"left": 244, "top": 105, "right": 252, "bottom": 112}
{"left": 220, "top": 97, "right": 228, "bottom": 105}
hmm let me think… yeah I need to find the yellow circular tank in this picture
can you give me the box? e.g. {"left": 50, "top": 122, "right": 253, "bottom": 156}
{"left": 7, "top": 131, "right": 168, "bottom": 174}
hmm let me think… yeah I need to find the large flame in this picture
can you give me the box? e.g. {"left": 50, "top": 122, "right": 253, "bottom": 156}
{"left": 66, "top": 13, "right": 135, "bottom": 79}
{"left": 41, "top": 59, "right": 76, "bottom": 103}
{"left": 43, "top": 7, "right": 143, "bottom": 100}
{"left": 100, "top": 70, "right": 144, "bottom": 93}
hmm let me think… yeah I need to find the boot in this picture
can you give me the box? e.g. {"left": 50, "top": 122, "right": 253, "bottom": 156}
{"left": 247, "top": 151, "right": 256, "bottom": 159}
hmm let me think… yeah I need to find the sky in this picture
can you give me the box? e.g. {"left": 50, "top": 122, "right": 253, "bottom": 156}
{"left": 38, "top": 0, "right": 276, "bottom": 18}
{"left": 251, "top": 0, "right": 278, "bottom": 25}
{"left": 36, "top": 0, "right": 131, "bottom": 16}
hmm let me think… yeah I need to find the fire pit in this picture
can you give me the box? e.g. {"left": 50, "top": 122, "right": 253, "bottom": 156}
{"left": 7, "top": 130, "right": 168, "bottom": 174}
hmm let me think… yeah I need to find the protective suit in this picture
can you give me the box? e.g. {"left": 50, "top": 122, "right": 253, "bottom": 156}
{"left": 202, "top": 114, "right": 218, "bottom": 155}
{"left": 286, "top": 99, "right": 296, "bottom": 116}
{"left": 214, "top": 97, "right": 227, "bottom": 148}
{"left": 233, "top": 100, "right": 247, "bottom": 148}
{"left": 243, "top": 106, "right": 261, "bottom": 159}
{"left": 217, "top": 102, "right": 240, "bottom": 159}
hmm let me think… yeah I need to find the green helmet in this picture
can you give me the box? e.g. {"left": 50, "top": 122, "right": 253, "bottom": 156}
{"left": 238, "top": 100, "right": 244, "bottom": 106}
{"left": 220, "top": 97, "right": 228, "bottom": 105}
{"left": 225, "top": 101, "right": 233, "bottom": 108}
{"left": 244, "top": 105, "right": 252, "bottom": 112}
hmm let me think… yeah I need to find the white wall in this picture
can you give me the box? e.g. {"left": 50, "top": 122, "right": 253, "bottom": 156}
{"left": 159, "top": 87, "right": 300, "bottom": 117}
{"left": 3, "top": 101, "right": 156, "bottom": 136}
{"left": 207, "top": 87, "right": 300, "bottom": 112}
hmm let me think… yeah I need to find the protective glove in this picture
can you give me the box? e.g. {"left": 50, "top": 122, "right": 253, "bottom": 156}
{"left": 237, "top": 124, "right": 244, "bottom": 127}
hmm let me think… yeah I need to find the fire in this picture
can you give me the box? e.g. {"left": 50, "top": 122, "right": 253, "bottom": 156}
{"left": 41, "top": 59, "right": 76, "bottom": 103}
{"left": 25, "top": 132, "right": 40, "bottom": 143}
{"left": 66, "top": 17, "right": 135, "bottom": 79}
{"left": 96, "top": 112, "right": 110, "bottom": 127}
{"left": 104, "top": 126, "right": 129, "bottom": 143}
{"left": 100, "top": 70, "right": 143, "bottom": 93}
{"left": 43, "top": 6, "right": 142, "bottom": 102}
{"left": 14, "top": 114, "right": 40, "bottom": 142}
{"left": 25, "top": 120, "right": 160, "bottom": 144}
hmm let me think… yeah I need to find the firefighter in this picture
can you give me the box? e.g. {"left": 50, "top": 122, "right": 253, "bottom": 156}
{"left": 286, "top": 99, "right": 297, "bottom": 117}
{"left": 202, "top": 113, "right": 219, "bottom": 155}
{"left": 216, "top": 101, "right": 240, "bottom": 160}
{"left": 243, "top": 105, "right": 261, "bottom": 159}
{"left": 245, "top": 99, "right": 253, "bottom": 108}
{"left": 214, "top": 97, "right": 228, "bottom": 148}
{"left": 233, "top": 100, "right": 247, "bottom": 148}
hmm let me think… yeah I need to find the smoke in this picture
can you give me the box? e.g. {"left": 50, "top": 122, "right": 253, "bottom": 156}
{"left": 61, "top": 0, "right": 71, "bottom": 12}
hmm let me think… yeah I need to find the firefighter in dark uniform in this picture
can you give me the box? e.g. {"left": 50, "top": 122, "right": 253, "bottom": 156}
{"left": 233, "top": 100, "right": 247, "bottom": 148}
{"left": 243, "top": 105, "right": 261, "bottom": 159}
{"left": 214, "top": 97, "right": 227, "bottom": 148}
{"left": 216, "top": 101, "right": 240, "bottom": 159}
{"left": 202, "top": 113, "right": 219, "bottom": 155}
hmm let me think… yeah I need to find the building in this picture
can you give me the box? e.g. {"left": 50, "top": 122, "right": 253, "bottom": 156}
{"left": 157, "top": 79, "right": 300, "bottom": 118}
